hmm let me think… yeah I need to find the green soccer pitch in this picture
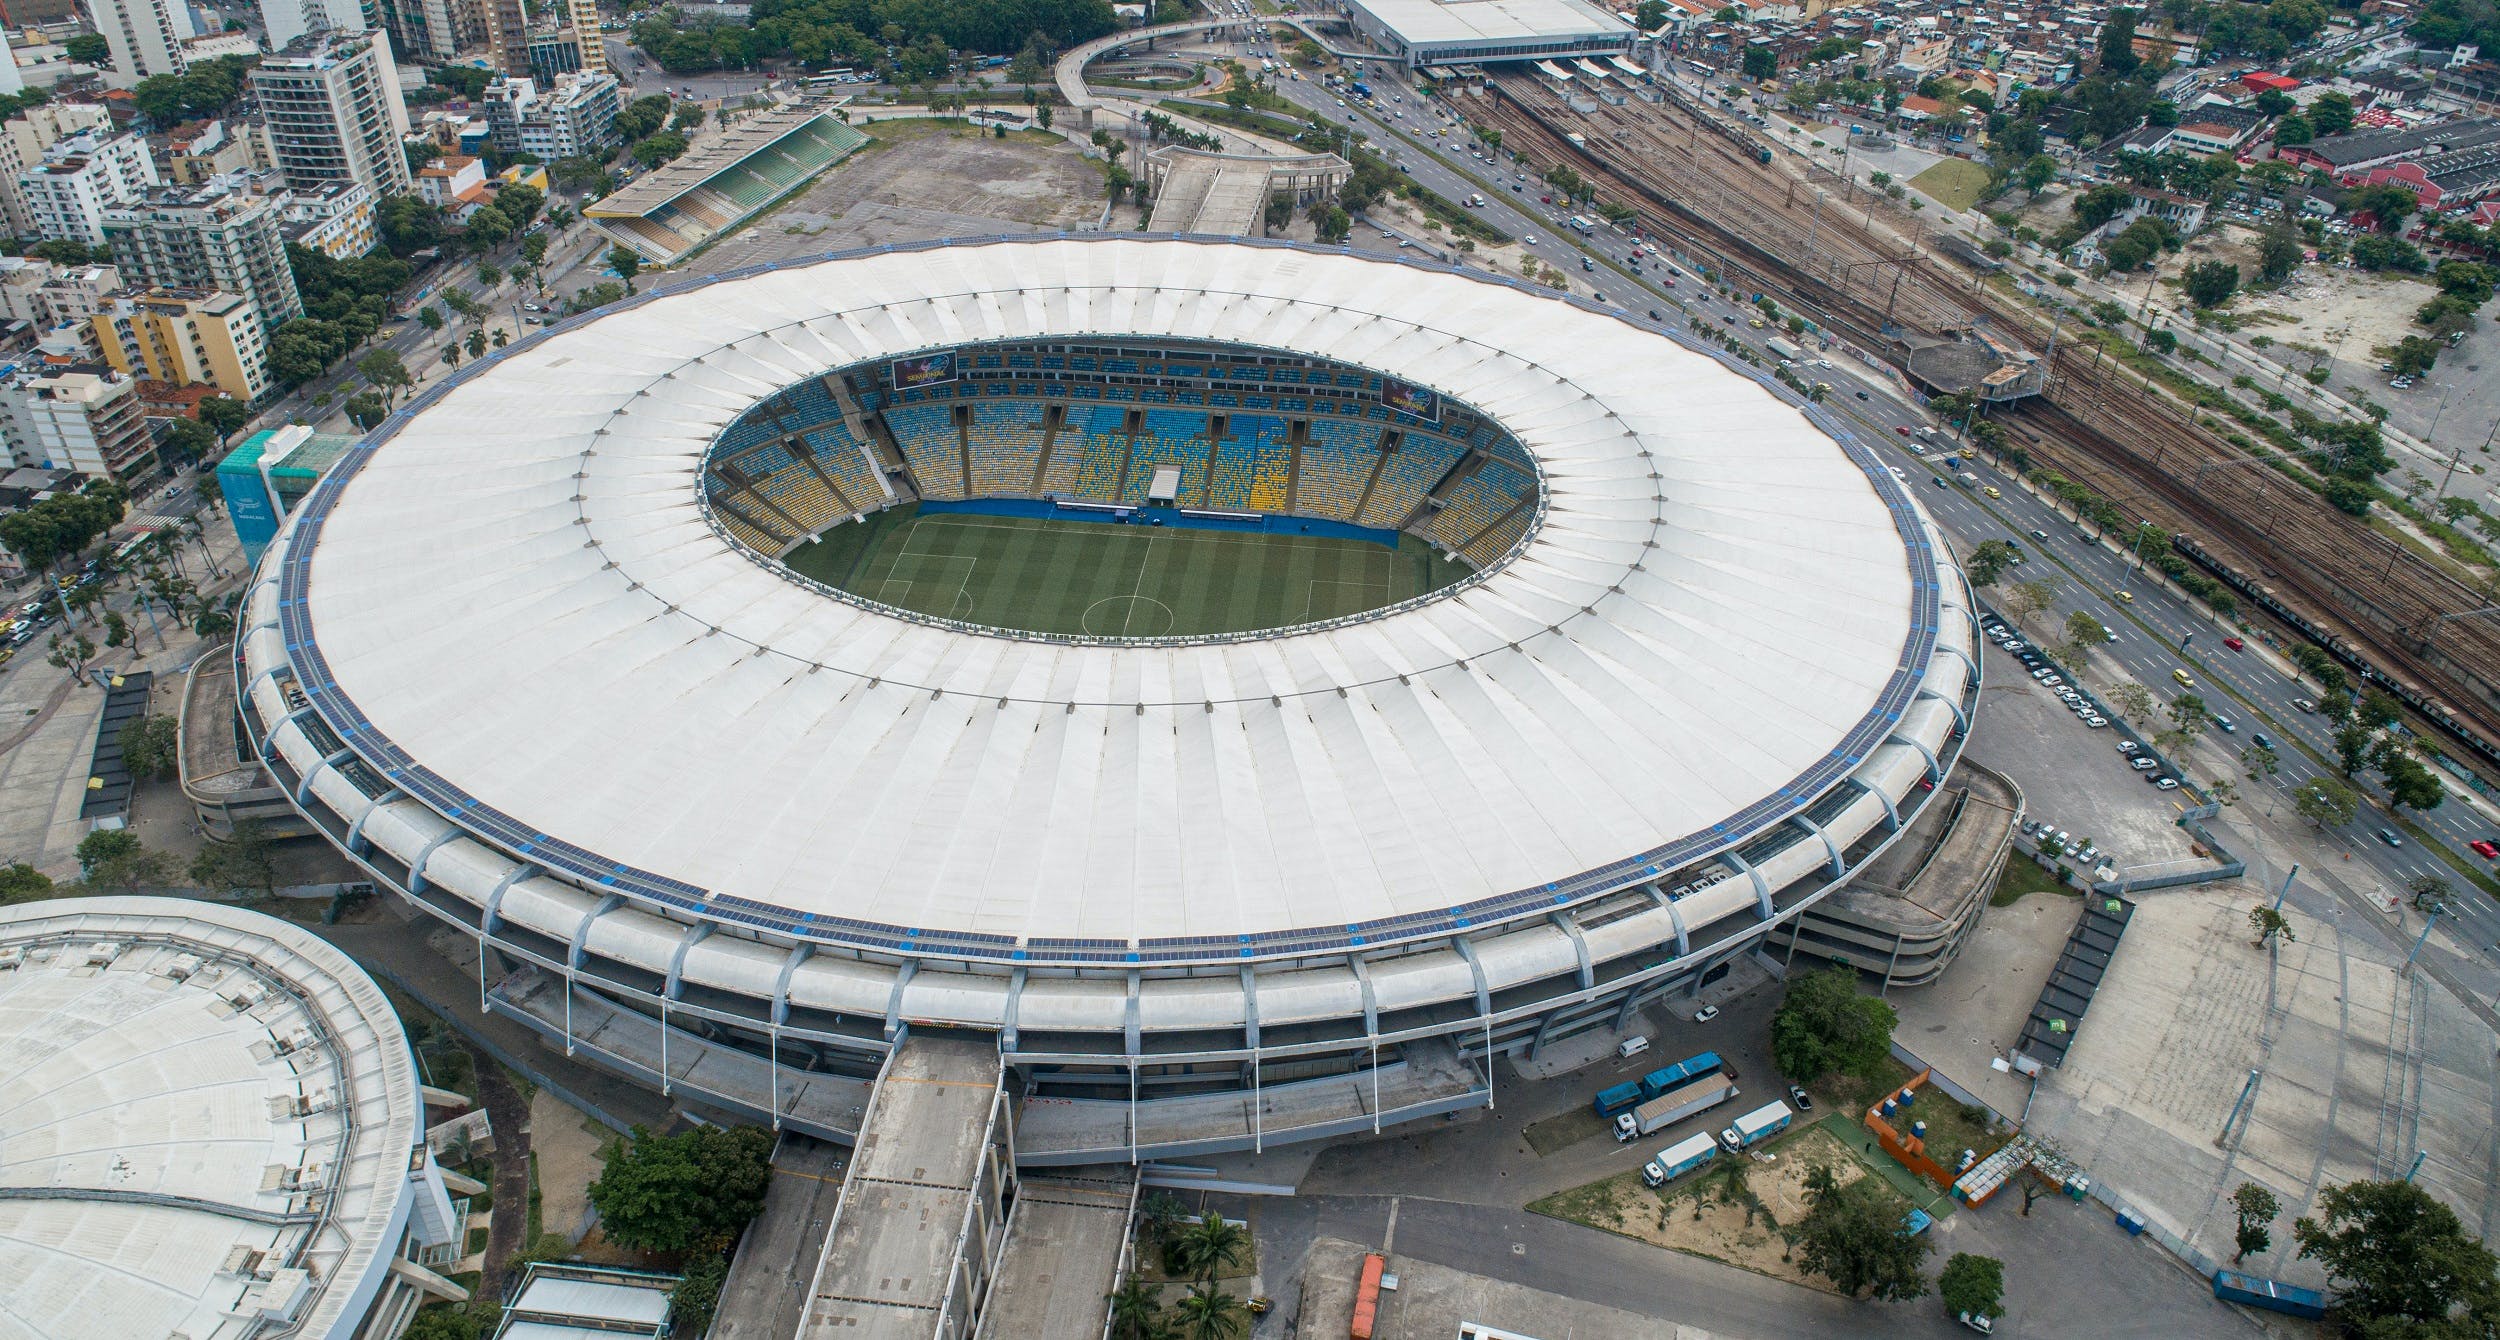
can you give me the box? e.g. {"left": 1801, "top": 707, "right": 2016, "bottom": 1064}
{"left": 779, "top": 505, "right": 1470, "bottom": 638}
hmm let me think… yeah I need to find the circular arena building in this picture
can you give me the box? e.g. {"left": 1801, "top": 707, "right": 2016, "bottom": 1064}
{"left": 238, "top": 236, "right": 1979, "bottom": 1163}
{"left": 0, "top": 897, "right": 466, "bottom": 1339}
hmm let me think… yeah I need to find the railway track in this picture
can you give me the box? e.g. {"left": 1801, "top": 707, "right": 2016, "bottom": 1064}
{"left": 1471, "top": 75, "right": 2500, "bottom": 741}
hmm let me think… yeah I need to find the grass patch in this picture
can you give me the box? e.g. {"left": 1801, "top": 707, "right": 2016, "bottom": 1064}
{"left": 784, "top": 508, "right": 1462, "bottom": 638}
{"left": 1524, "top": 1105, "right": 1612, "bottom": 1155}
{"left": 1908, "top": 158, "right": 1992, "bottom": 212}
{"left": 1813, "top": 1055, "right": 1919, "bottom": 1121}
{"left": 1883, "top": 1090, "right": 2009, "bottom": 1168}
{"left": 1990, "top": 855, "right": 2072, "bottom": 906}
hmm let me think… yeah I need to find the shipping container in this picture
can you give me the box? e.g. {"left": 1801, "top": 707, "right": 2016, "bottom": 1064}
{"left": 1351, "top": 1253, "right": 1386, "bottom": 1338}
{"left": 2211, "top": 1271, "right": 2326, "bottom": 1320}
{"left": 1593, "top": 1080, "right": 1647, "bottom": 1118}
{"left": 1614, "top": 1073, "right": 1740, "bottom": 1139}
{"left": 1766, "top": 337, "right": 1803, "bottom": 362}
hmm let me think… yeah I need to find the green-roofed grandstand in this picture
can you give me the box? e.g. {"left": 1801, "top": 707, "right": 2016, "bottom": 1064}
{"left": 587, "top": 110, "right": 868, "bottom": 266}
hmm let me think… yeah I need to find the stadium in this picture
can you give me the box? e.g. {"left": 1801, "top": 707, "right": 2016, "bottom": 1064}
{"left": 237, "top": 235, "right": 1980, "bottom": 1163}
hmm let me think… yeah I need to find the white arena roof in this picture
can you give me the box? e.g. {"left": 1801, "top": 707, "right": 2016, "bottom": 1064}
{"left": 265, "top": 237, "right": 1940, "bottom": 964}
{"left": 1349, "top": 0, "right": 1632, "bottom": 47}
{"left": 0, "top": 898, "right": 426, "bottom": 1340}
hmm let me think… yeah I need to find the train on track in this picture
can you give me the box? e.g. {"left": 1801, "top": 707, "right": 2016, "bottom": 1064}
{"left": 2172, "top": 533, "right": 2500, "bottom": 781}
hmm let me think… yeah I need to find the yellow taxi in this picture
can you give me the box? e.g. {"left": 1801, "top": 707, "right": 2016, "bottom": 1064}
{"left": 1983, "top": 486, "right": 2001, "bottom": 498}
{"left": 2115, "top": 590, "right": 2134, "bottom": 603}
{"left": 2172, "top": 669, "right": 2197, "bottom": 689}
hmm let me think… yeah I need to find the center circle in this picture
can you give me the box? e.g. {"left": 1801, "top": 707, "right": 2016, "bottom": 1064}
{"left": 698, "top": 336, "right": 1541, "bottom": 643}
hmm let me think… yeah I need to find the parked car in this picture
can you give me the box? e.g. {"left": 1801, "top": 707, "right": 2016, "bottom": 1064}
{"left": 1693, "top": 1004, "right": 1721, "bottom": 1023}
{"left": 1787, "top": 1085, "right": 1813, "bottom": 1110}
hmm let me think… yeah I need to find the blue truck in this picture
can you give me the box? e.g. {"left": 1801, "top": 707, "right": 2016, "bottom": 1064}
{"left": 1593, "top": 1050, "right": 1726, "bottom": 1117}
{"left": 1351, "top": 80, "right": 1373, "bottom": 99}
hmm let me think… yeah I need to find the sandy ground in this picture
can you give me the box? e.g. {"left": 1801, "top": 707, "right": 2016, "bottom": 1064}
{"left": 530, "top": 1088, "right": 610, "bottom": 1246}
{"left": 1533, "top": 1123, "right": 1869, "bottom": 1289}
{"left": 2219, "top": 257, "right": 2434, "bottom": 368}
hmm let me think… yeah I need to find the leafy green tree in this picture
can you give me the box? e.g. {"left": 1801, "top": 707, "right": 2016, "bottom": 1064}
{"left": 2391, "top": 335, "right": 2443, "bottom": 378}
{"left": 1962, "top": 539, "right": 2018, "bottom": 587}
{"left": 2257, "top": 213, "right": 2303, "bottom": 283}
{"left": 2249, "top": 904, "right": 2295, "bottom": 946}
{"left": 64, "top": 32, "right": 110, "bottom": 64}
{"left": 607, "top": 246, "right": 643, "bottom": 291}
{"left": 2375, "top": 743, "right": 2445, "bottom": 812}
{"left": 399, "top": 1305, "right": 483, "bottom": 1340}
{"left": 586, "top": 1124, "right": 773, "bottom": 1254}
{"left": 76, "top": 828, "right": 169, "bottom": 891}
{"left": 2350, "top": 184, "right": 2418, "bottom": 233}
{"left": 2184, "top": 260, "right": 2239, "bottom": 308}
{"left": 2295, "top": 776, "right": 2358, "bottom": 828}
{"left": 357, "top": 348, "right": 413, "bottom": 402}
{"left": 2296, "top": 1180, "right": 2500, "bottom": 1332}
{"left": 2098, "top": 5, "right": 2140, "bottom": 73}
{"left": 160, "top": 416, "right": 218, "bottom": 466}
{"left": 2272, "top": 113, "right": 2313, "bottom": 146}
{"left": 2232, "top": 1182, "right": 2280, "bottom": 1263}
{"left": 0, "top": 862, "right": 54, "bottom": 906}
{"left": 2020, "top": 154, "right": 2057, "bottom": 193}
{"left": 1743, "top": 45, "right": 1777, "bottom": 80}
{"left": 1793, "top": 1163, "right": 1930, "bottom": 1300}
{"left": 189, "top": 818, "right": 278, "bottom": 899}
{"left": 669, "top": 1243, "right": 729, "bottom": 1335}
{"left": 465, "top": 329, "right": 488, "bottom": 360}
{"left": 1938, "top": 1252, "right": 2004, "bottom": 1319}
{"left": 198, "top": 394, "right": 251, "bottom": 443}
{"left": 2333, "top": 720, "right": 2374, "bottom": 776}
{"left": 117, "top": 715, "right": 181, "bottom": 782}
{"left": 630, "top": 131, "right": 690, "bottom": 167}
{"left": 1771, "top": 966, "right": 1898, "bottom": 1082}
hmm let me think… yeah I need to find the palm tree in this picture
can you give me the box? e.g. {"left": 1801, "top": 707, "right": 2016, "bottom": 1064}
{"left": 1105, "top": 1278, "right": 1161, "bottom": 1340}
{"left": 1173, "top": 1214, "right": 1249, "bottom": 1283}
{"left": 1170, "top": 1282, "right": 1244, "bottom": 1340}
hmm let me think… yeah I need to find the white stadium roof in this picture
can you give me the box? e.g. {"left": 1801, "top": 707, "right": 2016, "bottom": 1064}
{"left": 272, "top": 237, "right": 1937, "bottom": 963}
{"left": 0, "top": 899, "right": 424, "bottom": 1340}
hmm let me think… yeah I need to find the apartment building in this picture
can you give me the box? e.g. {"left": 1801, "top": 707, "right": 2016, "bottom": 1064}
{"left": 0, "top": 365, "right": 155, "bottom": 478}
{"left": 16, "top": 129, "right": 161, "bottom": 245}
{"left": 103, "top": 180, "right": 306, "bottom": 329}
{"left": 0, "top": 101, "right": 113, "bottom": 237}
{"left": 91, "top": 287, "right": 271, "bottom": 403}
{"left": 85, "top": 0, "right": 195, "bottom": 89}
{"left": 482, "top": 71, "right": 620, "bottom": 160}
{"left": 249, "top": 33, "right": 413, "bottom": 201}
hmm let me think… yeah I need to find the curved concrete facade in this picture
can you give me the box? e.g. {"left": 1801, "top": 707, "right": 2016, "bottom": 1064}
{"left": 236, "top": 237, "right": 1982, "bottom": 1161}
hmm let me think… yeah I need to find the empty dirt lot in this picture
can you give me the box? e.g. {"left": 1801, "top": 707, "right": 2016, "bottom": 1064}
{"left": 683, "top": 120, "right": 1104, "bottom": 275}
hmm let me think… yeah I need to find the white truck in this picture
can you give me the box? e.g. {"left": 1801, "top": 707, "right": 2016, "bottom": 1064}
{"left": 1613, "top": 1073, "right": 1739, "bottom": 1141}
{"left": 1719, "top": 1099, "right": 1794, "bottom": 1151}
{"left": 1642, "top": 1131, "right": 1721, "bottom": 1187}
{"left": 1765, "top": 336, "right": 1804, "bottom": 363}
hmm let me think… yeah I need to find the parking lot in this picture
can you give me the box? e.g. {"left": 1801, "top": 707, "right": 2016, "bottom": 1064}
{"left": 1966, "top": 635, "right": 2214, "bottom": 885}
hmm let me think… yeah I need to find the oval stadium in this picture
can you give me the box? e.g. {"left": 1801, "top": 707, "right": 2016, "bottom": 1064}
{"left": 237, "top": 235, "right": 1979, "bottom": 1164}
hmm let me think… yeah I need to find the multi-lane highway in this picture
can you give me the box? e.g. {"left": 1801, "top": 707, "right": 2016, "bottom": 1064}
{"left": 1200, "top": 49, "right": 2500, "bottom": 957}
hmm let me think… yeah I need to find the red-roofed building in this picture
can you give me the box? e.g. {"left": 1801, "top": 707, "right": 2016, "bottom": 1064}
{"left": 2239, "top": 71, "right": 2300, "bottom": 96}
{"left": 1897, "top": 94, "right": 1946, "bottom": 122}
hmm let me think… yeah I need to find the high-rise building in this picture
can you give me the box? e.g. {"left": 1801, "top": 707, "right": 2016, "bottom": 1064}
{"left": 383, "top": 0, "right": 485, "bottom": 63}
{"left": 250, "top": 33, "right": 413, "bottom": 203}
{"left": 92, "top": 288, "right": 273, "bottom": 404}
{"left": 0, "top": 102, "right": 114, "bottom": 236}
{"left": 0, "top": 365, "right": 155, "bottom": 478}
{"left": 482, "top": 71, "right": 620, "bottom": 160}
{"left": 103, "top": 180, "right": 306, "bottom": 330}
{"left": 567, "top": 0, "right": 604, "bottom": 75}
{"left": 477, "top": 0, "right": 528, "bottom": 76}
{"left": 83, "top": 0, "right": 196, "bottom": 89}
{"left": 0, "top": 258, "right": 123, "bottom": 334}
{"left": 255, "top": 0, "right": 371, "bottom": 55}
{"left": 16, "top": 129, "right": 161, "bottom": 245}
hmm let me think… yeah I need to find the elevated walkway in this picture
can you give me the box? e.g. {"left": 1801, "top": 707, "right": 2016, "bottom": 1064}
{"left": 1058, "top": 15, "right": 1387, "bottom": 129}
{"left": 971, "top": 1171, "right": 1137, "bottom": 1340}
{"left": 801, "top": 1036, "right": 1014, "bottom": 1340}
